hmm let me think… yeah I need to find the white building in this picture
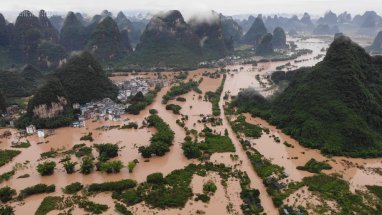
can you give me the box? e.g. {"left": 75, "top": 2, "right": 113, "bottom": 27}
{"left": 26, "top": 125, "right": 36, "bottom": 134}
{"left": 37, "top": 129, "right": 45, "bottom": 138}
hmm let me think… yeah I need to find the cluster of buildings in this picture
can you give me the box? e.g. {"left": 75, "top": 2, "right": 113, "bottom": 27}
{"left": 25, "top": 124, "right": 54, "bottom": 138}
{"left": 72, "top": 98, "right": 126, "bottom": 127}
{"left": 115, "top": 78, "right": 149, "bottom": 102}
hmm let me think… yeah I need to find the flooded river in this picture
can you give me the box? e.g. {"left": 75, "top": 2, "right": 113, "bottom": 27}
{"left": 1, "top": 36, "right": 381, "bottom": 214}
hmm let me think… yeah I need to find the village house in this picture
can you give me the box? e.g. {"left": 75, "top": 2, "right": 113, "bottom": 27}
{"left": 26, "top": 125, "right": 36, "bottom": 134}
{"left": 37, "top": 129, "right": 45, "bottom": 138}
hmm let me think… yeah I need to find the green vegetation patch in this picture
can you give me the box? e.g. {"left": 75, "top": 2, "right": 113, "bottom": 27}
{"left": 138, "top": 114, "right": 175, "bottom": 158}
{"left": 35, "top": 196, "right": 63, "bottom": 215}
{"left": 115, "top": 203, "right": 133, "bottom": 215}
{"left": 37, "top": 161, "right": 56, "bottom": 176}
{"left": 162, "top": 80, "right": 201, "bottom": 104}
{"left": 297, "top": 159, "right": 332, "bottom": 173}
{"left": 230, "top": 115, "right": 263, "bottom": 138}
{"left": 126, "top": 86, "right": 161, "bottom": 115}
{"left": 94, "top": 143, "right": 119, "bottom": 161}
{"left": 165, "top": 104, "right": 182, "bottom": 114}
{"left": 63, "top": 182, "right": 83, "bottom": 194}
{"left": 88, "top": 179, "right": 137, "bottom": 192}
{"left": 205, "top": 74, "right": 226, "bottom": 116}
{"left": 0, "top": 186, "right": 16, "bottom": 203}
{"left": 80, "top": 132, "right": 93, "bottom": 142}
{"left": 0, "top": 170, "right": 15, "bottom": 184}
{"left": 176, "top": 97, "right": 186, "bottom": 102}
{"left": 200, "top": 134, "right": 235, "bottom": 154}
{"left": 303, "top": 174, "right": 378, "bottom": 214}
{"left": 0, "top": 205, "right": 13, "bottom": 215}
{"left": 367, "top": 185, "right": 382, "bottom": 199}
{"left": 0, "top": 150, "right": 21, "bottom": 167}
{"left": 18, "top": 184, "right": 55, "bottom": 200}
{"left": 78, "top": 199, "right": 108, "bottom": 214}
{"left": 121, "top": 122, "right": 138, "bottom": 129}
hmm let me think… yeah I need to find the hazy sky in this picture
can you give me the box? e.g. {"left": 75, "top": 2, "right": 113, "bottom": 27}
{"left": 1, "top": 0, "right": 382, "bottom": 19}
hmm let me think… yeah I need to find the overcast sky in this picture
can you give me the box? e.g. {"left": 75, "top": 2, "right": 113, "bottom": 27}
{"left": 1, "top": 0, "right": 381, "bottom": 20}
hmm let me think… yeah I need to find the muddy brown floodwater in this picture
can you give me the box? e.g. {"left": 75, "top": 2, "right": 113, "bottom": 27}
{"left": 1, "top": 36, "right": 381, "bottom": 215}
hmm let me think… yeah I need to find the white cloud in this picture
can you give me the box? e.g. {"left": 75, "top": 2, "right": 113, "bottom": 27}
{"left": 1, "top": 0, "right": 381, "bottom": 20}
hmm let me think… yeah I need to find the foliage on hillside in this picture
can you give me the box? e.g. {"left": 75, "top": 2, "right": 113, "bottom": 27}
{"left": 57, "top": 51, "right": 118, "bottom": 104}
{"left": 60, "top": 12, "right": 87, "bottom": 51}
{"left": 86, "top": 17, "right": 130, "bottom": 62}
{"left": 133, "top": 10, "right": 202, "bottom": 67}
{"left": 233, "top": 36, "right": 382, "bottom": 157}
{"left": 242, "top": 15, "right": 267, "bottom": 46}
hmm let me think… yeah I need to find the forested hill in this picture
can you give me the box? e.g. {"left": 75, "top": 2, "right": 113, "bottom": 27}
{"left": 234, "top": 36, "right": 382, "bottom": 157}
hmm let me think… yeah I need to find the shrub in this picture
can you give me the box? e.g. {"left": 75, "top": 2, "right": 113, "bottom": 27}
{"left": 147, "top": 172, "right": 165, "bottom": 184}
{"left": 74, "top": 146, "right": 92, "bottom": 158}
{"left": 176, "top": 97, "right": 186, "bottom": 102}
{"left": 40, "top": 150, "right": 58, "bottom": 159}
{"left": 94, "top": 143, "right": 119, "bottom": 161}
{"left": 112, "top": 189, "right": 141, "bottom": 206}
{"left": 88, "top": 179, "right": 137, "bottom": 192}
{"left": 115, "top": 203, "right": 133, "bottom": 215}
{"left": 203, "top": 181, "right": 217, "bottom": 194}
{"left": 18, "top": 184, "right": 55, "bottom": 200}
{"left": 80, "top": 132, "right": 93, "bottom": 142}
{"left": 165, "top": 104, "right": 182, "bottom": 114}
{"left": 78, "top": 200, "right": 108, "bottom": 214}
{"left": 182, "top": 141, "right": 202, "bottom": 159}
{"left": 63, "top": 182, "right": 83, "bottom": 194}
{"left": 63, "top": 161, "right": 77, "bottom": 174}
{"left": 0, "top": 205, "right": 13, "bottom": 215}
{"left": 195, "top": 193, "right": 210, "bottom": 203}
{"left": 100, "top": 160, "right": 123, "bottom": 173}
{"left": 121, "top": 122, "right": 138, "bottom": 129}
{"left": 149, "top": 109, "right": 158, "bottom": 114}
{"left": 0, "top": 170, "right": 15, "bottom": 184}
{"left": 0, "top": 186, "right": 16, "bottom": 203}
{"left": 297, "top": 159, "right": 332, "bottom": 173}
{"left": 128, "top": 160, "right": 138, "bottom": 173}
{"left": 80, "top": 156, "right": 94, "bottom": 174}
{"left": 37, "top": 161, "right": 56, "bottom": 176}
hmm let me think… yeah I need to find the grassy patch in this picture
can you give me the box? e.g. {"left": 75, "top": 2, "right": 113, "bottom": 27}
{"left": 0, "top": 150, "right": 21, "bottom": 167}
{"left": 200, "top": 134, "right": 235, "bottom": 154}
{"left": 63, "top": 182, "right": 83, "bottom": 194}
{"left": 35, "top": 196, "right": 63, "bottom": 215}
{"left": 230, "top": 115, "right": 263, "bottom": 138}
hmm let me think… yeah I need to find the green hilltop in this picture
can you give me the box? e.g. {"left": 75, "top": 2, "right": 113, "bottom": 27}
{"left": 234, "top": 36, "right": 382, "bottom": 157}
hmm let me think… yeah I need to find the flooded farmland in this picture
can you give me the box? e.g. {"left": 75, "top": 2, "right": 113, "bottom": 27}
{"left": 1, "top": 36, "right": 382, "bottom": 215}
